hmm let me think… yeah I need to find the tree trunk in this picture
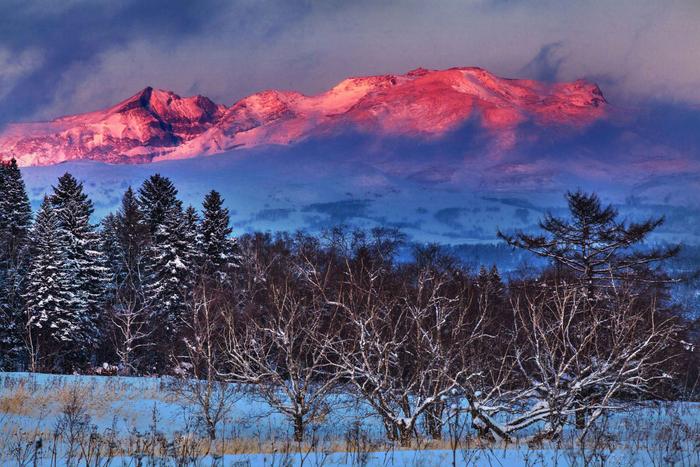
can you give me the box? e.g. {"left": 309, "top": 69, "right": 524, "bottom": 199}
{"left": 424, "top": 401, "right": 444, "bottom": 440}
{"left": 384, "top": 418, "right": 414, "bottom": 447}
{"left": 575, "top": 407, "right": 586, "bottom": 430}
{"left": 470, "top": 409, "right": 511, "bottom": 443}
{"left": 207, "top": 419, "right": 217, "bottom": 440}
{"left": 398, "top": 424, "right": 413, "bottom": 447}
{"left": 293, "top": 415, "right": 304, "bottom": 442}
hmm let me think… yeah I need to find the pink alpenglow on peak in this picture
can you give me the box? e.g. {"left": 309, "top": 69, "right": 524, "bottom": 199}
{"left": 0, "top": 67, "right": 608, "bottom": 167}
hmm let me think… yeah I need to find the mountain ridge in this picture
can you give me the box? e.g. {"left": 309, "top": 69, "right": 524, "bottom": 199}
{"left": 0, "top": 66, "right": 608, "bottom": 167}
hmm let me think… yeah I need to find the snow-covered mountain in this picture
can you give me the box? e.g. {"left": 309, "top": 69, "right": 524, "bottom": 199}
{"left": 0, "top": 87, "right": 225, "bottom": 166}
{"left": 5, "top": 65, "right": 700, "bottom": 244}
{"left": 0, "top": 67, "right": 607, "bottom": 167}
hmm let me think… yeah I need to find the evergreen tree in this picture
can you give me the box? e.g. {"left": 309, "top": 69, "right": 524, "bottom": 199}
{"left": 103, "top": 187, "right": 150, "bottom": 302}
{"left": 138, "top": 174, "right": 187, "bottom": 323}
{"left": 183, "top": 205, "right": 201, "bottom": 267}
{"left": 476, "top": 265, "right": 490, "bottom": 288}
{"left": 0, "top": 159, "right": 32, "bottom": 369}
{"left": 476, "top": 264, "right": 504, "bottom": 311}
{"left": 101, "top": 213, "right": 121, "bottom": 304}
{"left": 102, "top": 187, "right": 151, "bottom": 373}
{"left": 137, "top": 175, "right": 192, "bottom": 371}
{"left": 498, "top": 190, "right": 679, "bottom": 293}
{"left": 0, "top": 159, "right": 32, "bottom": 267}
{"left": 144, "top": 204, "right": 192, "bottom": 340}
{"left": 137, "top": 174, "right": 181, "bottom": 235}
{"left": 488, "top": 265, "right": 503, "bottom": 294}
{"left": 199, "top": 190, "right": 239, "bottom": 283}
{"left": 24, "top": 198, "right": 76, "bottom": 371}
{"left": 48, "top": 173, "right": 105, "bottom": 367}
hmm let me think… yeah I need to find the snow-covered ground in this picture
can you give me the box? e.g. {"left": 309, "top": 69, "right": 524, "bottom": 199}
{"left": 20, "top": 148, "right": 700, "bottom": 246}
{"left": 1, "top": 372, "right": 699, "bottom": 466}
{"left": 0, "top": 372, "right": 379, "bottom": 440}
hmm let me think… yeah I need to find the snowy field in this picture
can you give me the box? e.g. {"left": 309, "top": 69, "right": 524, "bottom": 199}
{"left": 1, "top": 372, "right": 699, "bottom": 466}
{"left": 21, "top": 149, "right": 700, "bottom": 246}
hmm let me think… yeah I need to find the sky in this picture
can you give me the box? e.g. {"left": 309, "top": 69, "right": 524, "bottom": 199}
{"left": 0, "top": 0, "right": 699, "bottom": 125}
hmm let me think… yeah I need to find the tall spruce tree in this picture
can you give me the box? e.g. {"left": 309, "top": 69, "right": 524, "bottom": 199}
{"left": 0, "top": 159, "right": 32, "bottom": 369}
{"left": 199, "top": 190, "right": 239, "bottom": 284}
{"left": 103, "top": 187, "right": 150, "bottom": 302}
{"left": 0, "top": 159, "right": 32, "bottom": 267}
{"left": 138, "top": 176, "right": 197, "bottom": 370}
{"left": 24, "top": 198, "right": 76, "bottom": 371}
{"left": 182, "top": 205, "right": 201, "bottom": 271}
{"left": 138, "top": 174, "right": 181, "bottom": 235}
{"left": 101, "top": 214, "right": 121, "bottom": 304}
{"left": 144, "top": 204, "right": 195, "bottom": 330}
{"left": 48, "top": 173, "right": 105, "bottom": 368}
{"left": 102, "top": 187, "right": 151, "bottom": 373}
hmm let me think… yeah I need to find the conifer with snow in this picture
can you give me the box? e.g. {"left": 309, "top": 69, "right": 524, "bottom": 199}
{"left": 183, "top": 205, "right": 201, "bottom": 268}
{"left": 101, "top": 213, "right": 121, "bottom": 303}
{"left": 137, "top": 174, "right": 181, "bottom": 235}
{"left": 138, "top": 176, "right": 197, "bottom": 367}
{"left": 102, "top": 187, "right": 152, "bottom": 373}
{"left": 0, "top": 159, "right": 32, "bottom": 266}
{"left": 0, "top": 159, "right": 32, "bottom": 369}
{"left": 24, "top": 198, "right": 77, "bottom": 371}
{"left": 143, "top": 205, "right": 192, "bottom": 340}
{"left": 102, "top": 187, "right": 150, "bottom": 301}
{"left": 199, "top": 190, "right": 239, "bottom": 284}
{"left": 45, "top": 173, "right": 105, "bottom": 368}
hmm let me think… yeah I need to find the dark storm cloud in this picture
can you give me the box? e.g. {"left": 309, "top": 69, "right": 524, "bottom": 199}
{"left": 0, "top": 0, "right": 699, "bottom": 125}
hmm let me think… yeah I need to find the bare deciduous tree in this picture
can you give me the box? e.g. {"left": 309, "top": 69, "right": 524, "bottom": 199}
{"left": 325, "top": 256, "right": 491, "bottom": 446}
{"left": 221, "top": 248, "right": 340, "bottom": 443}
{"left": 471, "top": 281, "right": 680, "bottom": 442}
{"left": 171, "top": 281, "right": 240, "bottom": 442}
{"left": 109, "top": 293, "right": 152, "bottom": 375}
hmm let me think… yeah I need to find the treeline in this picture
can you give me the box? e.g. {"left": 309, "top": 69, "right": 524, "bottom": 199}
{"left": 0, "top": 160, "right": 238, "bottom": 373}
{"left": 0, "top": 159, "right": 698, "bottom": 444}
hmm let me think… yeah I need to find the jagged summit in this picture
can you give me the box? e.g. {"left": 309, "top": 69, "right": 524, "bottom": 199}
{"left": 0, "top": 67, "right": 608, "bottom": 166}
{"left": 115, "top": 86, "right": 156, "bottom": 111}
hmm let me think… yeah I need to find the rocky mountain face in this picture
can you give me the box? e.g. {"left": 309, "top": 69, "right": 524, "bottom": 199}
{"left": 0, "top": 67, "right": 607, "bottom": 166}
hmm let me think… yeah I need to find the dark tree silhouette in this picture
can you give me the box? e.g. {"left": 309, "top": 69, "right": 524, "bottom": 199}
{"left": 101, "top": 187, "right": 151, "bottom": 373}
{"left": 199, "top": 190, "right": 239, "bottom": 284}
{"left": 137, "top": 174, "right": 182, "bottom": 236}
{"left": 498, "top": 190, "right": 679, "bottom": 290}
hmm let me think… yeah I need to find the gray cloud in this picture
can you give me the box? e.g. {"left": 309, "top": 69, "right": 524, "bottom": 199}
{"left": 520, "top": 42, "right": 565, "bottom": 82}
{"left": 1, "top": 0, "right": 699, "bottom": 124}
{"left": 0, "top": 47, "right": 43, "bottom": 101}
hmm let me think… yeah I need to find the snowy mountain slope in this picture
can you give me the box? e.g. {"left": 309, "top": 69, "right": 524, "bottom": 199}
{"left": 5, "top": 66, "right": 700, "bottom": 244}
{"left": 0, "top": 67, "right": 607, "bottom": 166}
{"left": 20, "top": 144, "right": 700, "bottom": 245}
{"left": 0, "top": 87, "right": 225, "bottom": 166}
